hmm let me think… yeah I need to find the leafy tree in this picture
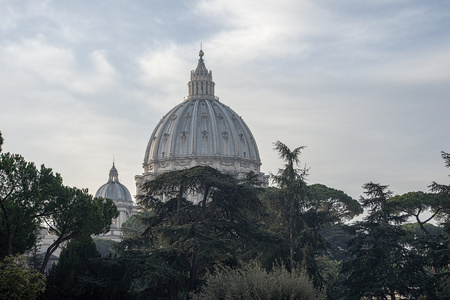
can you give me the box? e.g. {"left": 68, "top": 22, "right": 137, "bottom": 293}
{"left": 0, "top": 255, "right": 46, "bottom": 300}
{"left": 342, "top": 182, "right": 423, "bottom": 300}
{"left": 268, "top": 141, "right": 361, "bottom": 289}
{"left": 121, "top": 210, "right": 153, "bottom": 238}
{"left": 0, "top": 131, "right": 3, "bottom": 153}
{"left": 39, "top": 187, "right": 118, "bottom": 273}
{"left": 430, "top": 151, "right": 450, "bottom": 232}
{"left": 307, "top": 184, "right": 363, "bottom": 223}
{"left": 43, "top": 236, "right": 101, "bottom": 299}
{"left": 191, "top": 261, "right": 325, "bottom": 300}
{"left": 93, "top": 237, "right": 118, "bottom": 257}
{"left": 389, "top": 191, "right": 446, "bottom": 235}
{"left": 0, "top": 153, "right": 61, "bottom": 257}
{"left": 28, "top": 230, "right": 45, "bottom": 270}
{"left": 43, "top": 236, "right": 133, "bottom": 300}
{"left": 119, "top": 166, "right": 269, "bottom": 299}
{"left": 319, "top": 224, "right": 354, "bottom": 261}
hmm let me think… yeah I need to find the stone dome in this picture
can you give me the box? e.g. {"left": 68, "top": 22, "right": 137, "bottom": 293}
{"left": 96, "top": 163, "right": 132, "bottom": 202}
{"left": 135, "top": 51, "right": 267, "bottom": 194}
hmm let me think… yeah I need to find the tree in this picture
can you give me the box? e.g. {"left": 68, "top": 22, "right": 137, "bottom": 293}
{"left": 0, "top": 255, "right": 46, "bottom": 300}
{"left": 0, "top": 153, "right": 61, "bottom": 257}
{"left": 430, "top": 151, "right": 450, "bottom": 232}
{"left": 342, "top": 182, "right": 423, "bottom": 300}
{"left": 121, "top": 210, "right": 153, "bottom": 238}
{"left": 389, "top": 191, "right": 446, "bottom": 235}
{"left": 43, "top": 236, "right": 135, "bottom": 300}
{"left": 39, "top": 187, "right": 118, "bottom": 273}
{"left": 307, "top": 184, "right": 363, "bottom": 223}
{"left": 268, "top": 141, "right": 362, "bottom": 290}
{"left": 43, "top": 236, "right": 107, "bottom": 299}
{"left": 270, "top": 141, "right": 308, "bottom": 271}
{"left": 119, "top": 166, "right": 268, "bottom": 299}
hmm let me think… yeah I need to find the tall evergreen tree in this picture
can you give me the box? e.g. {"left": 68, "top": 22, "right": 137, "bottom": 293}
{"left": 118, "top": 166, "right": 270, "bottom": 299}
{"left": 342, "top": 182, "right": 423, "bottom": 300}
{"left": 268, "top": 141, "right": 361, "bottom": 289}
{"left": 270, "top": 141, "right": 308, "bottom": 271}
{"left": 42, "top": 236, "right": 131, "bottom": 300}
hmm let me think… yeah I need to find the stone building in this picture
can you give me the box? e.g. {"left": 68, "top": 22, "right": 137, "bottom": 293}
{"left": 95, "top": 162, "right": 137, "bottom": 241}
{"left": 135, "top": 50, "right": 268, "bottom": 196}
{"left": 94, "top": 50, "right": 268, "bottom": 237}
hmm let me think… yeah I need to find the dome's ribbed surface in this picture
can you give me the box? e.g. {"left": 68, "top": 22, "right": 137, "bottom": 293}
{"left": 96, "top": 163, "right": 132, "bottom": 202}
{"left": 135, "top": 50, "right": 267, "bottom": 194}
{"left": 143, "top": 99, "right": 260, "bottom": 166}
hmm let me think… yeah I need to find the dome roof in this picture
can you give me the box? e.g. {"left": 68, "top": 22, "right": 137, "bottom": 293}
{"left": 136, "top": 50, "right": 266, "bottom": 192}
{"left": 96, "top": 163, "right": 132, "bottom": 202}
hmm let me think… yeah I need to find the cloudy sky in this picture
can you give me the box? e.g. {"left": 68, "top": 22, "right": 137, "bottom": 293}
{"left": 1, "top": 0, "right": 449, "bottom": 203}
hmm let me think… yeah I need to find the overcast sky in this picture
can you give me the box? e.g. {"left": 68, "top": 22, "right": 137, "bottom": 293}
{"left": 1, "top": 0, "right": 449, "bottom": 203}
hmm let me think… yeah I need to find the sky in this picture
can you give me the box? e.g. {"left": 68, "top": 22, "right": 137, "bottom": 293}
{"left": 1, "top": 0, "right": 449, "bottom": 204}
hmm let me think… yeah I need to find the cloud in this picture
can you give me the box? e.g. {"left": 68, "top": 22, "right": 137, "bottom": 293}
{"left": 0, "top": 37, "right": 119, "bottom": 94}
{"left": 1, "top": 0, "right": 450, "bottom": 203}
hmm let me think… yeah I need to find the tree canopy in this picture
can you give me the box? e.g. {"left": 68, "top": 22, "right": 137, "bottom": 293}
{"left": 116, "top": 165, "right": 270, "bottom": 299}
{"left": 0, "top": 139, "right": 118, "bottom": 274}
{"left": 0, "top": 255, "right": 46, "bottom": 300}
{"left": 0, "top": 153, "right": 61, "bottom": 257}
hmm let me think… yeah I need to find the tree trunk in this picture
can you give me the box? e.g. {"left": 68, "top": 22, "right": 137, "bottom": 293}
{"left": 39, "top": 235, "right": 65, "bottom": 274}
{"left": 0, "top": 202, "right": 13, "bottom": 256}
{"left": 189, "top": 246, "right": 199, "bottom": 292}
{"left": 289, "top": 214, "right": 294, "bottom": 270}
{"left": 168, "top": 279, "right": 178, "bottom": 300}
{"left": 6, "top": 227, "right": 13, "bottom": 256}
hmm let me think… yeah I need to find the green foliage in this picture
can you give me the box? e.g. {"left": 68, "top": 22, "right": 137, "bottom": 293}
{"left": 43, "top": 236, "right": 111, "bottom": 300}
{"left": 39, "top": 187, "right": 118, "bottom": 273}
{"left": 0, "top": 153, "right": 61, "bottom": 257}
{"left": 118, "top": 166, "right": 269, "bottom": 298}
{"left": 430, "top": 151, "right": 450, "bottom": 233}
{"left": 121, "top": 210, "right": 153, "bottom": 238}
{"left": 44, "top": 236, "right": 132, "bottom": 300}
{"left": 0, "top": 255, "right": 46, "bottom": 300}
{"left": 319, "top": 224, "right": 353, "bottom": 261}
{"left": 402, "top": 222, "right": 442, "bottom": 236}
{"left": 390, "top": 191, "right": 447, "bottom": 234}
{"left": 307, "top": 184, "right": 363, "bottom": 221}
{"left": 342, "top": 183, "right": 425, "bottom": 300}
{"left": 0, "top": 149, "right": 117, "bottom": 274}
{"left": 93, "top": 237, "right": 118, "bottom": 257}
{"left": 191, "top": 261, "right": 325, "bottom": 300}
{"left": 267, "top": 141, "right": 361, "bottom": 290}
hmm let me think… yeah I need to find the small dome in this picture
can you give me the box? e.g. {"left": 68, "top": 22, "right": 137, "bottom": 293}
{"left": 95, "top": 162, "right": 132, "bottom": 202}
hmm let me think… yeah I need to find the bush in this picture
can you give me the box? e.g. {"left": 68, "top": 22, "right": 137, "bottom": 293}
{"left": 191, "top": 261, "right": 325, "bottom": 300}
{"left": 0, "top": 255, "right": 46, "bottom": 300}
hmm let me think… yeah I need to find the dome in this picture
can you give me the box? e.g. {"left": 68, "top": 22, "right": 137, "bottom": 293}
{"left": 135, "top": 51, "right": 267, "bottom": 193}
{"left": 96, "top": 163, "right": 132, "bottom": 202}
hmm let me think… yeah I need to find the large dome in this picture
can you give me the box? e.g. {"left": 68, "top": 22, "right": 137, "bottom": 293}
{"left": 96, "top": 163, "right": 132, "bottom": 202}
{"left": 135, "top": 50, "right": 267, "bottom": 194}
